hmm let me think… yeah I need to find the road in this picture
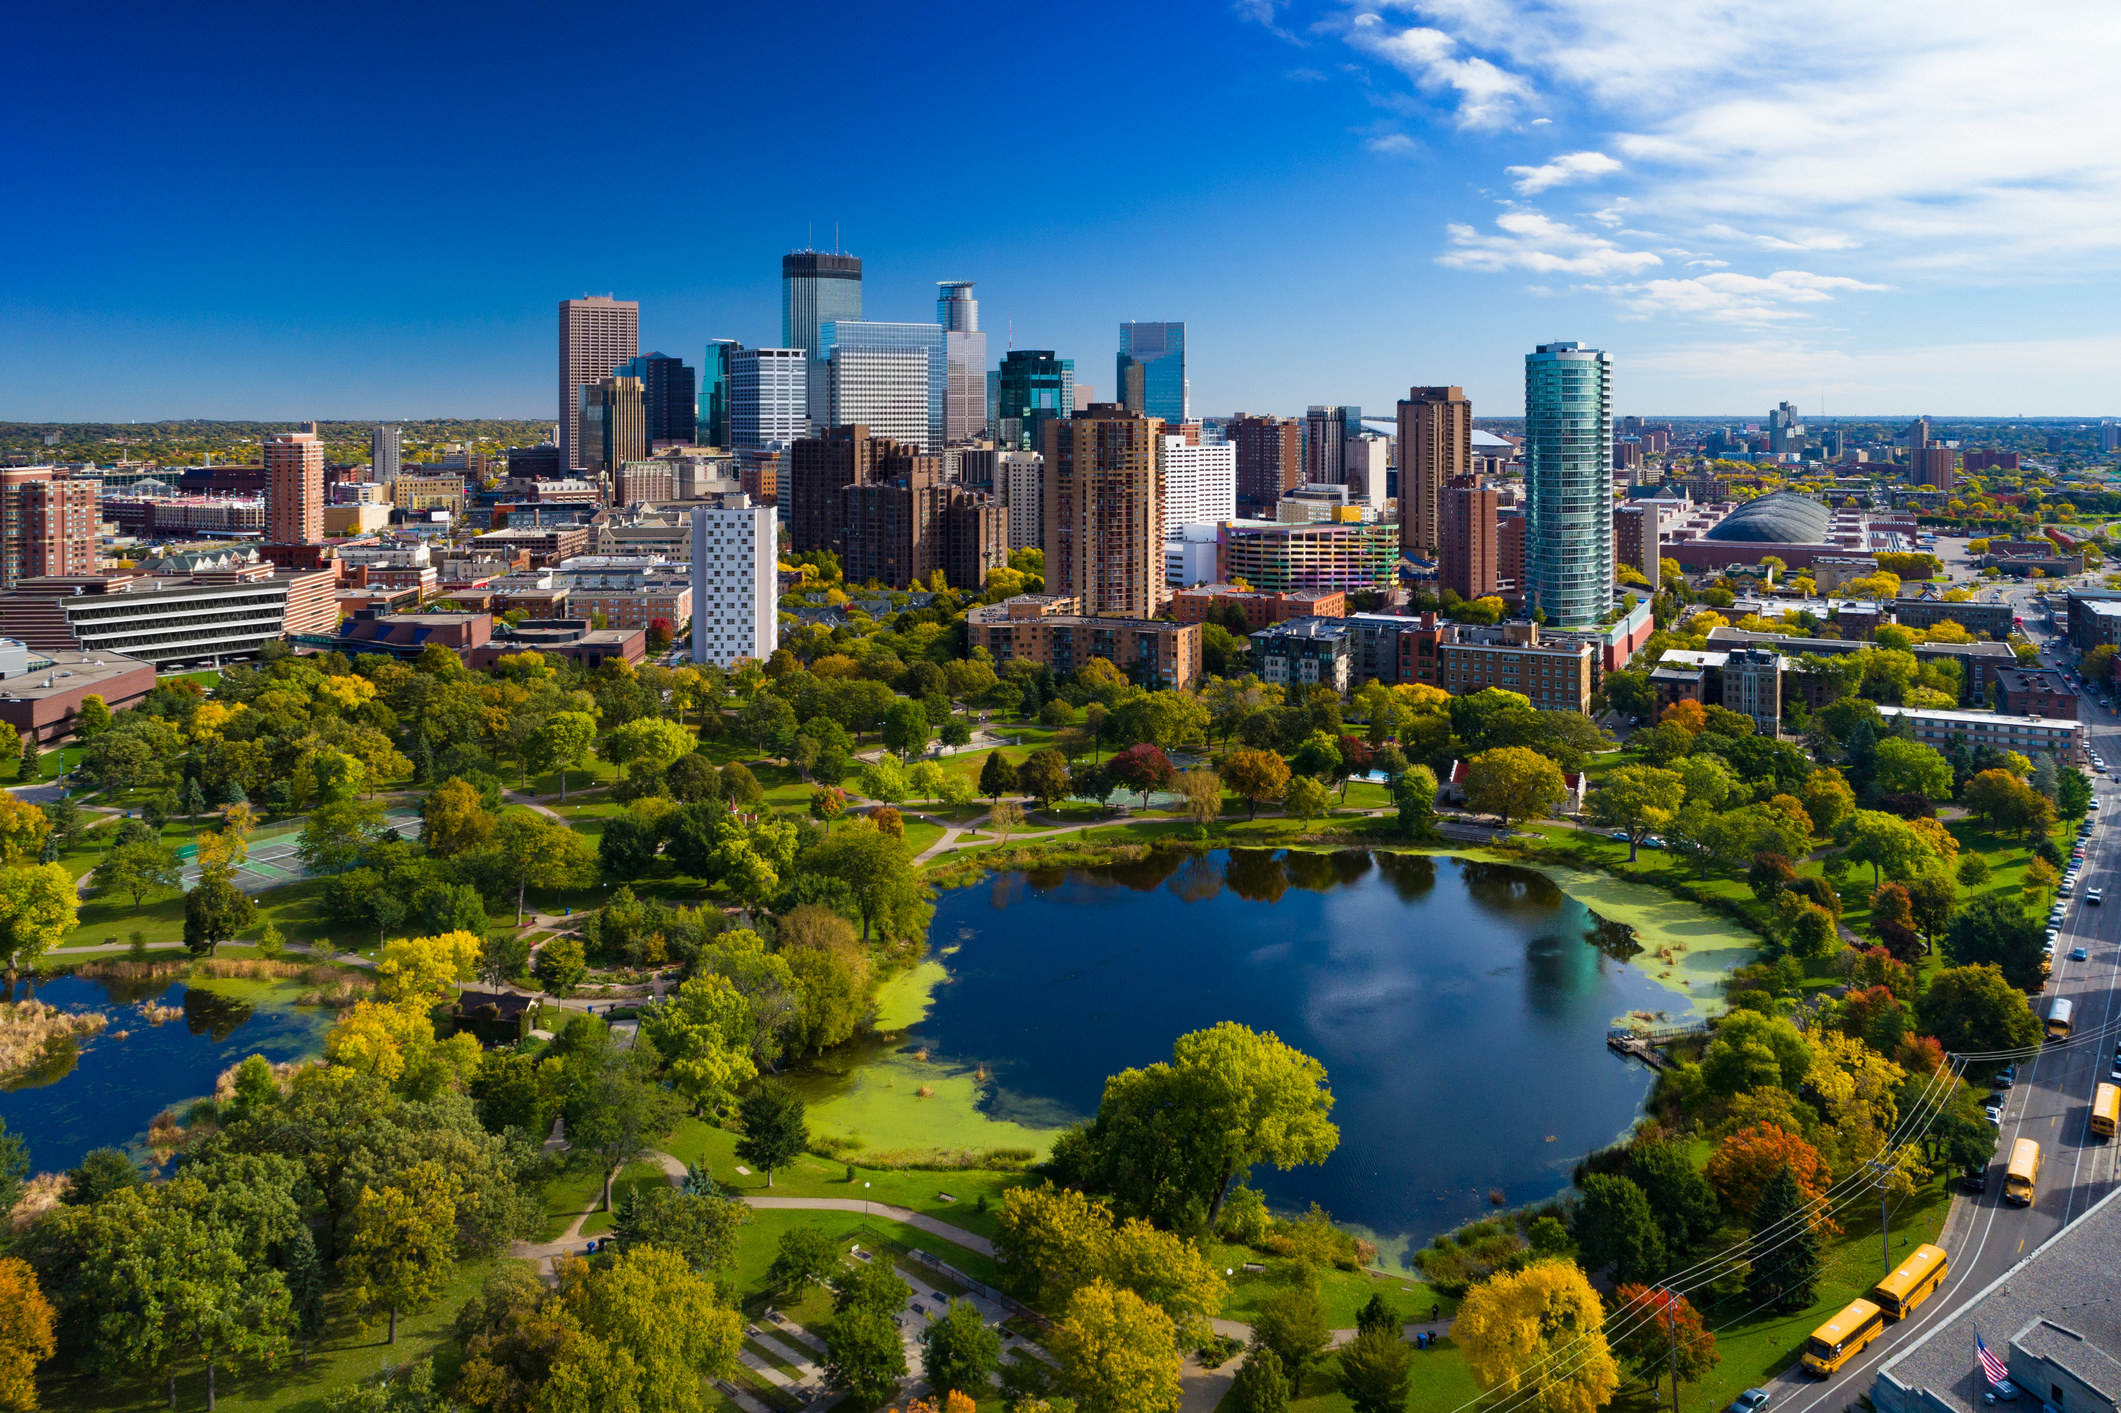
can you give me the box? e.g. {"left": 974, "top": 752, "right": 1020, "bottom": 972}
{"left": 1761, "top": 577, "right": 2121, "bottom": 1413}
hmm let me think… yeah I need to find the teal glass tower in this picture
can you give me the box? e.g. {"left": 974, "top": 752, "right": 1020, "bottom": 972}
{"left": 1117, "top": 321, "right": 1185, "bottom": 422}
{"left": 1524, "top": 340, "right": 1613, "bottom": 629}
{"left": 699, "top": 339, "right": 738, "bottom": 448}
{"left": 992, "top": 350, "right": 1074, "bottom": 451}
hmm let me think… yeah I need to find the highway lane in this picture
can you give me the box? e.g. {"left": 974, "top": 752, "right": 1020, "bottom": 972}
{"left": 1748, "top": 613, "right": 2121, "bottom": 1413}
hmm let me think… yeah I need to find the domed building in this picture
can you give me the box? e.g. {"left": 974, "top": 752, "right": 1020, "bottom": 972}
{"left": 1698, "top": 491, "right": 1832, "bottom": 546}
{"left": 1663, "top": 489, "right": 1885, "bottom": 573}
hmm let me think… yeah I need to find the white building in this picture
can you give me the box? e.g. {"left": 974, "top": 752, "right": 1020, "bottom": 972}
{"left": 1876, "top": 704, "right": 2085, "bottom": 765}
{"left": 732, "top": 348, "right": 808, "bottom": 450}
{"left": 1345, "top": 431, "right": 1390, "bottom": 513}
{"left": 690, "top": 495, "right": 778, "bottom": 668}
{"left": 828, "top": 346, "right": 932, "bottom": 451}
{"left": 999, "top": 451, "right": 1044, "bottom": 552}
{"left": 1161, "top": 434, "right": 1236, "bottom": 531}
{"left": 1165, "top": 522, "right": 1222, "bottom": 587}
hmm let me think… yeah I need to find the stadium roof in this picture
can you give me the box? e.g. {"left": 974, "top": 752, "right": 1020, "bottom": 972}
{"left": 1700, "top": 491, "right": 1833, "bottom": 544}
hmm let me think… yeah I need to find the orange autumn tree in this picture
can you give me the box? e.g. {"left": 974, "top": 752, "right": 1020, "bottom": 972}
{"left": 906, "top": 1397, "right": 978, "bottom": 1413}
{"left": 1660, "top": 699, "right": 1708, "bottom": 734}
{"left": 1706, "top": 1123, "right": 1837, "bottom": 1232}
{"left": 1609, "top": 1284, "right": 1718, "bottom": 1399}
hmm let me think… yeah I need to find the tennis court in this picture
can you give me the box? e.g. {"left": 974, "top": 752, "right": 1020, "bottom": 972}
{"left": 177, "top": 807, "right": 423, "bottom": 892}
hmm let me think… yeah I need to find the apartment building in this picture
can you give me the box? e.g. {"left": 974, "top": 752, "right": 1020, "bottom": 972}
{"left": 1249, "top": 617, "right": 1355, "bottom": 699}
{"left": 965, "top": 595, "right": 1199, "bottom": 689}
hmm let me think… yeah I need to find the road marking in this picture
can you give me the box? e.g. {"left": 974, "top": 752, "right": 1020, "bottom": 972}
{"left": 2018, "top": 1238, "right": 2025, "bottom": 1253}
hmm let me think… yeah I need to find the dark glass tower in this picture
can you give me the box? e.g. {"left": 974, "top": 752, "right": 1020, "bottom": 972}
{"left": 617, "top": 352, "right": 697, "bottom": 446}
{"left": 993, "top": 350, "right": 1075, "bottom": 452}
{"left": 783, "top": 250, "right": 863, "bottom": 420}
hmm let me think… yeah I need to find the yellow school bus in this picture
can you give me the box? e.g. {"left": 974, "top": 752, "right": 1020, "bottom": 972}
{"left": 2047, "top": 997, "right": 2074, "bottom": 1041}
{"left": 1869, "top": 1243, "right": 1949, "bottom": 1320}
{"left": 2093, "top": 1083, "right": 2119, "bottom": 1139}
{"left": 2004, "top": 1138, "right": 2042, "bottom": 1206}
{"left": 1803, "top": 1298, "right": 1886, "bottom": 1376}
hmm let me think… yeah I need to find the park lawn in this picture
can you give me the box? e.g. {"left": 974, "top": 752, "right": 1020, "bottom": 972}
{"left": 37, "top": 1257, "right": 505, "bottom": 1413}
{"left": 660, "top": 1117, "right": 1025, "bottom": 1240}
{"left": 897, "top": 819, "right": 945, "bottom": 855}
{"left": 730, "top": 1205, "right": 1007, "bottom": 1303}
{"left": 1205, "top": 1244, "right": 1452, "bottom": 1331}
{"left": 1277, "top": 1337, "right": 1483, "bottom": 1413}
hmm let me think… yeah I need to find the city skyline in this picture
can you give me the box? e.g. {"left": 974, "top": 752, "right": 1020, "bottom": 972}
{"left": 4, "top": 0, "right": 2118, "bottom": 421}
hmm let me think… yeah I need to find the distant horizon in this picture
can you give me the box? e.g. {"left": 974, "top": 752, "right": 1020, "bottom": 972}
{"left": 2, "top": 412, "right": 2115, "bottom": 431}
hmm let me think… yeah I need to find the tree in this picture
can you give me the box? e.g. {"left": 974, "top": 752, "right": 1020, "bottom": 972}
{"left": 979, "top": 750, "right": 1014, "bottom": 803}
{"left": 920, "top": 1300, "right": 1003, "bottom": 1401}
{"left": 1108, "top": 743, "right": 1177, "bottom": 810}
{"left": 1173, "top": 769, "right": 1223, "bottom": 827}
{"left": 1904, "top": 869, "right": 1959, "bottom": 952}
{"left": 1588, "top": 766, "right": 1682, "bottom": 862}
{"left": 1455, "top": 1261, "right": 1619, "bottom": 1413}
{"left": 564, "top": 1050, "right": 684, "bottom": 1210}
{"left": 989, "top": 799, "right": 1025, "bottom": 845}
{"left": 341, "top": 1163, "right": 460, "bottom": 1344}
{"left": 1799, "top": 768, "right": 1857, "bottom": 836}
{"left": 0, "top": 1256, "right": 55, "bottom": 1413}
{"left": 420, "top": 778, "right": 496, "bottom": 857}
{"left": 1282, "top": 775, "right": 1330, "bottom": 825}
{"left": 598, "top": 812, "right": 661, "bottom": 879}
{"left": 1223, "top": 749, "right": 1292, "bottom": 820}
{"left": 1570, "top": 1174, "right": 1665, "bottom": 1284}
{"left": 811, "top": 821, "right": 930, "bottom": 945}
{"left": 553, "top": 1244, "right": 742, "bottom": 1410}
{"left": 1630, "top": 1142, "right": 1721, "bottom": 1261}
{"left": 882, "top": 699, "right": 932, "bottom": 760}
{"left": 764, "top": 1225, "right": 841, "bottom": 1300}
{"left": 1336, "top": 1325, "right": 1413, "bottom": 1413}
{"left": 824, "top": 1306, "right": 908, "bottom": 1407}
{"left": 296, "top": 800, "right": 384, "bottom": 873}
{"left": 1608, "top": 1285, "right": 1718, "bottom": 1400}
{"left": 1872, "top": 738, "right": 1955, "bottom": 801}
{"left": 1018, "top": 749, "right": 1074, "bottom": 812}
{"left": 1918, "top": 963, "right": 2042, "bottom": 1053}
{"left": 1226, "top": 1344, "right": 1290, "bottom": 1413}
{"left": 643, "top": 974, "right": 758, "bottom": 1113}
{"left": 535, "top": 935, "right": 586, "bottom": 993}
{"left": 93, "top": 839, "right": 182, "bottom": 911}
{"left": 734, "top": 1085, "right": 808, "bottom": 1186}
{"left": 1838, "top": 810, "right": 1936, "bottom": 885}
{"left": 1050, "top": 1282, "right": 1181, "bottom": 1413}
{"left": 63, "top": 1147, "right": 142, "bottom": 1205}
{"left": 183, "top": 876, "right": 256, "bottom": 957}
{"left": 1744, "top": 1166, "right": 1821, "bottom": 1311}
{"left": 1705, "top": 1123, "right": 1834, "bottom": 1225}
{"left": 1946, "top": 893, "right": 2047, "bottom": 988}
{"left": 375, "top": 930, "right": 483, "bottom": 1005}
{"left": 1394, "top": 765, "right": 1439, "bottom": 841}
{"left": 0, "top": 797, "right": 49, "bottom": 866}
{"left": 2056, "top": 767, "right": 2094, "bottom": 821}
{"left": 610, "top": 1185, "right": 744, "bottom": 1274}
{"left": 1462, "top": 746, "right": 1567, "bottom": 828}
{"left": 491, "top": 813, "right": 596, "bottom": 924}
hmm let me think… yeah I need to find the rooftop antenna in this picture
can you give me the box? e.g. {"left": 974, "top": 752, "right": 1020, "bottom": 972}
{"left": 834, "top": 221, "right": 839, "bottom": 254}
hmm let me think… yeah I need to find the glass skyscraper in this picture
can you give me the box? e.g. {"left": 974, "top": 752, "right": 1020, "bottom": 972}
{"left": 935, "top": 281, "right": 988, "bottom": 443}
{"left": 1117, "top": 321, "right": 1186, "bottom": 423}
{"left": 1524, "top": 340, "right": 1613, "bottom": 629}
{"left": 699, "top": 339, "right": 739, "bottom": 448}
{"left": 820, "top": 320, "right": 946, "bottom": 452}
{"left": 782, "top": 251, "right": 862, "bottom": 426}
{"left": 615, "top": 352, "right": 696, "bottom": 446}
{"left": 992, "top": 350, "right": 1074, "bottom": 452}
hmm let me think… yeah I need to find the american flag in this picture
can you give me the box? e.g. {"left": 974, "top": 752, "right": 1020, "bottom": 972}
{"left": 1977, "top": 1328, "right": 2010, "bottom": 1385}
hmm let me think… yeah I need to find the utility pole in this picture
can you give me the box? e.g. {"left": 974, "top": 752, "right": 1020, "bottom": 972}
{"left": 1666, "top": 1287, "right": 1682, "bottom": 1413}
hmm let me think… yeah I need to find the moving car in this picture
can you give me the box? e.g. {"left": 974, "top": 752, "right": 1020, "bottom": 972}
{"left": 1727, "top": 1391, "right": 1771, "bottom": 1413}
{"left": 2090, "top": 888, "right": 2105, "bottom": 903}
{"left": 2072, "top": 946, "right": 2089, "bottom": 961}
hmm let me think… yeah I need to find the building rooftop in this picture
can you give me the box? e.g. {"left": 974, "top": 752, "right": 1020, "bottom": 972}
{"left": 1700, "top": 491, "right": 1834, "bottom": 543}
{"left": 1876, "top": 703, "right": 2082, "bottom": 731}
{"left": 0, "top": 647, "right": 156, "bottom": 699}
{"left": 1249, "top": 617, "right": 1353, "bottom": 641}
{"left": 1659, "top": 650, "right": 1731, "bottom": 668}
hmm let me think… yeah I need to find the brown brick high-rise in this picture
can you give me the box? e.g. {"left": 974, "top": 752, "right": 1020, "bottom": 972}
{"left": 1439, "top": 474, "right": 1497, "bottom": 600}
{"left": 1228, "top": 413, "right": 1300, "bottom": 517}
{"left": 1044, "top": 405, "right": 1162, "bottom": 619}
{"left": 1397, "top": 386, "right": 1471, "bottom": 558}
{"left": 0, "top": 468, "right": 98, "bottom": 588}
{"left": 263, "top": 428, "right": 323, "bottom": 545}
{"left": 788, "top": 426, "right": 880, "bottom": 555}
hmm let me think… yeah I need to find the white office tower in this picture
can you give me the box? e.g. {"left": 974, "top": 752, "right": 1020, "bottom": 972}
{"left": 1345, "top": 431, "right": 1390, "bottom": 512}
{"left": 999, "top": 451, "right": 1044, "bottom": 551}
{"left": 936, "top": 281, "right": 988, "bottom": 443}
{"left": 690, "top": 496, "right": 778, "bottom": 668}
{"left": 1161, "top": 433, "right": 1237, "bottom": 528}
{"left": 371, "top": 424, "right": 402, "bottom": 479}
{"left": 731, "top": 348, "right": 809, "bottom": 450}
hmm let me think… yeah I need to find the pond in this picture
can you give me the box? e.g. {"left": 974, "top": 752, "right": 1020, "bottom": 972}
{"left": 0, "top": 974, "right": 330, "bottom": 1173}
{"left": 907, "top": 848, "right": 1688, "bottom": 1263}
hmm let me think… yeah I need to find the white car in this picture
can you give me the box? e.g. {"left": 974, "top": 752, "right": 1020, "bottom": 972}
{"left": 2090, "top": 888, "right": 2105, "bottom": 904}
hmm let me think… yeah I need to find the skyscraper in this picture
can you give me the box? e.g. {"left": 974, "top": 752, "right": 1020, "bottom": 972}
{"left": 371, "top": 424, "right": 402, "bottom": 480}
{"left": 1439, "top": 474, "right": 1497, "bottom": 600}
{"left": 263, "top": 427, "right": 324, "bottom": 545}
{"left": 1161, "top": 433, "right": 1236, "bottom": 529}
{"left": 616, "top": 352, "right": 697, "bottom": 446}
{"left": 822, "top": 321, "right": 945, "bottom": 452}
{"left": 0, "top": 468, "right": 96, "bottom": 587}
{"left": 1044, "top": 405, "right": 1162, "bottom": 619}
{"left": 1228, "top": 414, "right": 1301, "bottom": 516}
{"left": 1117, "top": 322, "right": 1186, "bottom": 423}
{"left": 993, "top": 351, "right": 1075, "bottom": 453}
{"left": 1303, "top": 406, "right": 1361, "bottom": 484}
{"left": 731, "top": 349, "right": 809, "bottom": 451}
{"left": 783, "top": 251, "right": 862, "bottom": 421}
{"left": 1397, "top": 386, "right": 1472, "bottom": 558}
{"left": 699, "top": 340, "right": 739, "bottom": 449}
{"left": 1523, "top": 342, "right": 1612, "bottom": 629}
{"left": 1767, "top": 401, "right": 1801, "bottom": 455}
{"left": 788, "top": 426, "right": 881, "bottom": 555}
{"left": 580, "top": 376, "right": 646, "bottom": 476}
{"left": 935, "top": 282, "right": 988, "bottom": 443}
{"left": 690, "top": 496, "right": 778, "bottom": 669}
{"left": 559, "top": 296, "right": 639, "bottom": 471}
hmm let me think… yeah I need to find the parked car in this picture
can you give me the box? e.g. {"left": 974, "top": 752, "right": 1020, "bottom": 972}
{"left": 1992, "top": 1065, "right": 2016, "bottom": 1089}
{"left": 1985, "top": 1104, "right": 2004, "bottom": 1125}
{"left": 1960, "top": 1166, "right": 1988, "bottom": 1193}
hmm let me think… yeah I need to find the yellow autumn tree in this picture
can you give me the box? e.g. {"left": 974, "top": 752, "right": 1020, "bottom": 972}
{"left": 1455, "top": 1260, "right": 1620, "bottom": 1413}
{"left": 376, "top": 930, "right": 484, "bottom": 1005}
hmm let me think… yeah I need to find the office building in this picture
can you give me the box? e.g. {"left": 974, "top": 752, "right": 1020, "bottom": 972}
{"left": 1044, "top": 405, "right": 1163, "bottom": 619}
{"left": 1162, "top": 434, "right": 1237, "bottom": 529}
{"left": 689, "top": 496, "right": 778, "bottom": 668}
{"left": 613, "top": 461, "right": 676, "bottom": 507}
{"left": 1523, "top": 343, "right": 1613, "bottom": 628}
{"left": 697, "top": 339, "right": 739, "bottom": 449}
{"left": 616, "top": 352, "right": 697, "bottom": 447}
{"left": 1439, "top": 474, "right": 1498, "bottom": 600}
{"left": 1116, "top": 322, "right": 1186, "bottom": 423}
{"left": 1228, "top": 414, "right": 1302, "bottom": 516}
{"left": 559, "top": 296, "right": 639, "bottom": 470}
{"left": 822, "top": 320, "right": 945, "bottom": 452}
{"left": 263, "top": 427, "right": 324, "bottom": 545}
{"left": 580, "top": 375, "right": 646, "bottom": 477}
{"left": 0, "top": 642, "right": 159, "bottom": 745}
{"left": 0, "top": 469, "right": 98, "bottom": 589}
{"left": 732, "top": 348, "right": 809, "bottom": 450}
{"left": 1303, "top": 406, "right": 1360, "bottom": 484}
{"left": 1345, "top": 432, "right": 1390, "bottom": 513}
{"left": 0, "top": 564, "right": 337, "bottom": 666}
{"left": 936, "top": 281, "right": 988, "bottom": 443}
{"left": 371, "top": 424, "right": 402, "bottom": 479}
{"left": 998, "top": 451, "right": 1045, "bottom": 552}
{"left": 966, "top": 595, "right": 1200, "bottom": 689}
{"left": 783, "top": 250, "right": 862, "bottom": 417}
{"left": 1767, "top": 401, "right": 1801, "bottom": 455}
{"left": 1398, "top": 386, "right": 1472, "bottom": 558}
{"left": 507, "top": 444, "right": 563, "bottom": 481}
{"left": 993, "top": 350, "right": 1074, "bottom": 453}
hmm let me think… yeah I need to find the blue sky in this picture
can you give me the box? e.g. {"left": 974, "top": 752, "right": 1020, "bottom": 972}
{"left": 6, "top": 0, "right": 2117, "bottom": 422}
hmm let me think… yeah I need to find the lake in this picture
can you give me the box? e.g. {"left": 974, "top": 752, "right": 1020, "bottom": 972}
{"left": 0, "top": 974, "right": 329, "bottom": 1173}
{"left": 914, "top": 848, "right": 1687, "bottom": 1262}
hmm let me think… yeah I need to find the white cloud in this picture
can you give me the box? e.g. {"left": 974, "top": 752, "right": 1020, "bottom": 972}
{"left": 1342, "top": 13, "right": 1531, "bottom": 128}
{"left": 1593, "top": 270, "right": 1889, "bottom": 325}
{"left": 1626, "top": 335, "right": 2121, "bottom": 412}
{"left": 1366, "top": 132, "right": 1421, "bottom": 155}
{"left": 1440, "top": 211, "right": 1663, "bottom": 276}
{"left": 1506, "top": 150, "right": 1620, "bottom": 194}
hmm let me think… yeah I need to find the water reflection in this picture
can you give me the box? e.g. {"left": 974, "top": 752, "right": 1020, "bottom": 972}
{"left": 182, "top": 988, "right": 254, "bottom": 1042}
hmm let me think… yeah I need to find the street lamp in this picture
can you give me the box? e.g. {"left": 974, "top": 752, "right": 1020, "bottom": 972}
{"left": 863, "top": 1180, "right": 871, "bottom": 1216}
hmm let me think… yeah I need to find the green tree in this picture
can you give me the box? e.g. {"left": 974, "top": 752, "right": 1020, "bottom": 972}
{"left": 1336, "top": 1324, "right": 1413, "bottom": 1413}
{"left": 0, "top": 861, "right": 75, "bottom": 972}
{"left": 1017, "top": 749, "right": 1073, "bottom": 812}
{"left": 183, "top": 875, "right": 256, "bottom": 957}
{"left": 609, "top": 1185, "right": 744, "bottom": 1274}
{"left": 1918, "top": 963, "right": 2042, "bottom": 1053}
{"left": 1571, "top": 1174, "right": 1665, "bottom": 1285}
{"left": 733, "top": 1085, "right": 808, "bottom": 1187}
{"left": 811, "top": 821, "right": 930, "bottom": 945}
{"left": 342, "top": 1162, "right": 461, "bottom": 1344}
{"left": 1393, "top": 765, "right": 1439, "bottom": 841}
{"left": 642, "top": 974, "right": 757, "bottom": 1113}
{"left": 1944, "top": 893, "right": 2047, "bottom": 989}
{"left": 490, "top": 812, "right": 596, "bottom": 924}
{"left": 1282, "top": 774, "right": 1331, "bottom": 825}
{"left": 881, "top": 699, "right": 931, "bottom": 760}
{"left": 920, "top": 1300, "right": 1003, "bottom": 1401}
{"left": 979, "top": 749, "right": 1014, "bottom": 802}
{"left": 296, "top": 799, "right": 384, "bottom": 873}
{"left": 1226, "top": 1344, "right": 1290, "bottom": 1413}
{"left": 554, "top": 1243, "right": 742, "bottom": 1410}
{"left": 1461, "top": 746, "right": 1566, "bottom": 828}
{"left": 1252, "top": 1286, "right": 1331, "bottom": 1391}
{"left": 1838, "top": 810, "right": 1937, "bottom": 885}
{"left": 93, "top": 839, "right": 183, "bottom": 911}
{"left": 764, "top": 1225, "right": 841, "bottom": 1300}
{"left": 529, "top": 711, "right": 598, "bottom": 801}
{"left": 1743, "top": 1166, "right": 1820, "bottom": 1312}
{"left": 564, "top": 1049, "right": 684, "bottom": 1211}
{"left": 1871, "top": 738, "right": 1955, "bottom": 801}
{"left": 535, "top": 934, "right": 586, "bottom": 993}
{"left": 823, "top": 1306, "right": 907, "bottom": 1407}
{"left": 1051, "top": 1282, "right": 1180, "bottom": 1413}
{"left": 1629, "top": 1142, "right": 1721, "bottom": 1261}
{"left": 1587, "top": 765, "right": 1683, "bottom": 861}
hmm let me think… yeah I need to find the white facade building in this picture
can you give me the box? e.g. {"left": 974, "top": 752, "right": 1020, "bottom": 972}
{"left": 1345, "top": 431, "right": 1390, "bottom": 512}
{"left": 828, "top": 346, "right": 932, "bottom": 451}
{"left": 999, "top": 451, "right": 1044, "bottom": 552}
{"left": 732, "top": 348, "right": 808, "bottom": 450}
{"left": 1165, "top": 522, "right": 1222, "bottom": 587}
{"left": 690, "top": 496, "right": 778, "bottom": 668}
{"left": 1161, "top": 434, "right": 1236, "bottom": 531}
